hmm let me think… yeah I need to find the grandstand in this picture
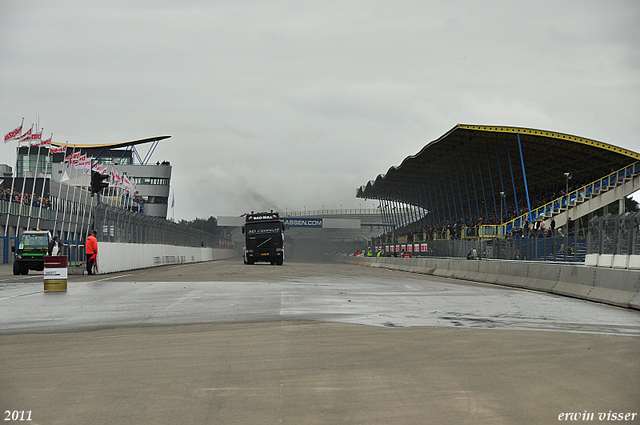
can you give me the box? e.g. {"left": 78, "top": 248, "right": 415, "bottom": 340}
{"left": 357, "top": 124, "right": 640, "bottom": 261}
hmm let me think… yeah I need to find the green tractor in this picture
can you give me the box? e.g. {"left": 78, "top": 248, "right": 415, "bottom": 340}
{"left": 13, "top": 230, "right": 52, "bottom": 275}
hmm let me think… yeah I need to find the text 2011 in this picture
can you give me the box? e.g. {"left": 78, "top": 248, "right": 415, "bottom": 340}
{"left": 4, "top": 411, "right": 32, "bottom": 421}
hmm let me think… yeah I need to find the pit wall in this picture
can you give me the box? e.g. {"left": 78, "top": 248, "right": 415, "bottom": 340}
{"left": 94, "top": 243, "right": 239, "bottom": 274}
{"left": 347, "top": 256, "right": 640, "bottom": 310}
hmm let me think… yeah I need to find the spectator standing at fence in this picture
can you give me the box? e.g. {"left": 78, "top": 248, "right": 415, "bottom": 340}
{"left": 550, "top": 217, "right": 556, "bottom": 237}
{"left": 48, "top": 235, "right": 61, "bottom": 256}
{"left": 86, "top": 230, "right": 98, "bottom": 275}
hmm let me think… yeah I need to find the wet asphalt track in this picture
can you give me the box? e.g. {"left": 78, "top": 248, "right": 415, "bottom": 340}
{"left": 1, "top": 258, "right": 638, "bottom": 336}
{"left": 1, "top": 258, "right": 639, "bottom": 425}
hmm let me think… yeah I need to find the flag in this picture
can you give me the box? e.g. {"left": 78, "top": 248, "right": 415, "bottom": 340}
{"left": 40, "top": 136, "right": 52, "bottom": 149}
{"left": 30, "top": 130, "right": 43, "bottom": 142}
{"left": 64, "top": 151, "right": 81, "bottom": 164}
{"left": 19, "top": 127, "right": 33, "bottom": 141}
{"left": 50, "top": 144, "right": 67, "bottom": 154}
{"left": 4, "top": 123, "right": 23, "bottom": 143}
{"left": 171, "top": 193, "right": 175, "bottom": 208}
{"left": 32, "top": 135, "right": 51, "bottom": 148}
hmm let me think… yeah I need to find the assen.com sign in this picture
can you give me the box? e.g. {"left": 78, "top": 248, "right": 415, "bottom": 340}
{"left": 282, "top": 218, "right": 323, "bottom": 228}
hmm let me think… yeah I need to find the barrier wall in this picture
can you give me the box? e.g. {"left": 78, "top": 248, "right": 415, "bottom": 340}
{"left": 348, "top": 256, "right": 640, "bottom": 310}
{"left": 93, "top": 243, "right": 239, "bottom": 274}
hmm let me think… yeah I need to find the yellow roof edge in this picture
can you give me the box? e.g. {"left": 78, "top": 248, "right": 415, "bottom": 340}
{"left": 49, "top": 135, "right": 171, "bottom": 150}
{"left": 458, "top": 124, "right": 640, "bottom": 160}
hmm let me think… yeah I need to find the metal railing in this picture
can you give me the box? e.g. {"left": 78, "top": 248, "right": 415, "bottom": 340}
{"left": 282, "top": 208, "right": 379, "bottom": 217}
{"left": 587, "top": 212, "right": 640, "bottom": 255}
{"left": 503, "top": 161, "right": 640, "bottom": 234}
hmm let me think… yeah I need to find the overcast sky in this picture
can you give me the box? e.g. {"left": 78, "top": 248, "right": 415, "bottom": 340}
{"left": 1, "top": 1, "right": 639, "bottom": 220}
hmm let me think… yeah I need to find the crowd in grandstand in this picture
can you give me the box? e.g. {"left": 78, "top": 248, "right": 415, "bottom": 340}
{"left": 380, "top": 180, "right": 591, "bottom": 243}
{"left": 1, "top": 188, "right": 51, "bottom": 209}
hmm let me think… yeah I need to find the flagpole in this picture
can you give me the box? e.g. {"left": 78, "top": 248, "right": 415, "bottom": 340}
{"left": 61, "top": 146, "right": 76, "bottom": 246}
{"left": 36, "top": 134, "right": 53, "bottom": 229}
{"left": 73, "top": 158, "right": 91, "bottom": 251}
{"left": 26, "top": 129, "right": 43, "bottom": 230}
{"left": 4, "top": 120, "right": 23, "bottom": 237}
{"left": 66, "top": 151, "right": 83, "bottom": 254}
{"left": 52, "top": 143, "right": 68, "bottom": 236}
{"left": 16, "top": 125, "right": 35, "bottom": 234}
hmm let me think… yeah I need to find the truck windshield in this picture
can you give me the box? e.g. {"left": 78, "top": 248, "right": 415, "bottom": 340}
{"left": 246, "top": 223, "right": 281, "bottom": 236}
{"left": 20, "top": 235, "right": 48, "bottom": 249}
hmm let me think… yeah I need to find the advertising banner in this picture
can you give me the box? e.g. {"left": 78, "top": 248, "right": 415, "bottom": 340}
{"left": 282, "top": 218, "right": 323, "bottom": 228}
{"left": 44, "top": 256, "right": 68, "bottom": 292}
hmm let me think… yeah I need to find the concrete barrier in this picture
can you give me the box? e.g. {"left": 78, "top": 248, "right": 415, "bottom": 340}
{"left": 344, "top": 256, "right": 640, "bottom": 310}
{"left": 553, "top": 265, "right": 596, "bottom": 301}
{"left": 495, "top": 261, "right": 529, "bottom": 289}
{"left": 95, "top": 243, "right": 239, "bottom": 274}
{"left": 612, "top": 255, "right": 630, "bottom": 269}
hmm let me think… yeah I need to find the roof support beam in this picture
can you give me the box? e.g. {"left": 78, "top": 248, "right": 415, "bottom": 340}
{"left": 455, "top": 163, "right": 467, "bottom": 225}
{"left": 517, "top": 133, "right": 533, "bottom": 223}
{"left": 485, "top": 147, "right": 498, "bottom": 222}
{"left": 477, "top": 152, "right": 489, "bottom": 221}
{"left": 505, "top": 139, "right": 520, "bottom": 217}
{"left": 495, "top": 145, "right": 508, "bottom": 223}
{"left": 448, "top": 166, "right": 459, "bottom": 222}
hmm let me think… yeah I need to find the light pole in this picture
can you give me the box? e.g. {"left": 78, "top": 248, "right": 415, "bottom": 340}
{"left": 564, "top": 172, "right": 572, "bottom": 197}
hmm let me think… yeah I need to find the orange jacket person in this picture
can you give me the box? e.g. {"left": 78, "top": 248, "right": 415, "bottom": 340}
{"left": 86, "top": 230, "right": 98, "bottom": 275}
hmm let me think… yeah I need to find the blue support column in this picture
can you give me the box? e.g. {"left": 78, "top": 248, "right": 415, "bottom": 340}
{"left": 505, "top": 140, "right": 520, "bottom": 216}
{"left": 381, "top": 198, "right": 391, "bottom": 233}
{"left": 420, "top": 181, "right": 432, "bottom": 227}
{"left": 461, "top": 161, "right": 474, "bottom": 224}
{"left": 410, "top": 183, "right": 425, "bottom": 231}
{"left": 486, "top": 148, "right": 498, "bottom": 221}
{"left": 405, "top": 187, "right": 417, "bottom": 229}
{"left": 454, "top": 163, "right": 466, "bottom": 224}
{"left": 477, "top": 152, "right": 489, "bottom": 221}
{"left": 441, "top": 170, "right": 452, "bottom": 222}
{"left": 468, "top": 157, "right": 481, "bottom": 222}
{"left": 495, "top": 145, "right": 508, "bottom": 222}
{"left": 426, "top": 175, "right": 440, "bottom": 225}
{"left": 393, "top": 198, "right": 402, "bottom": 229}
{"left": 390, "top": 199, "right": 399, "bottom": 230}
{"left": 447, "top": 166, "right": 459, "bottom": 222}
{"left": 437, "top": 174, "right": 451, "bottom": 222}
{"left": 517, "top": 133, "right": 532, "bottom": 222}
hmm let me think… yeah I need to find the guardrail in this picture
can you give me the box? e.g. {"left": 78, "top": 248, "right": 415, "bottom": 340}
{"left": 282, "top": 208, "right": 380, "bottom": 217}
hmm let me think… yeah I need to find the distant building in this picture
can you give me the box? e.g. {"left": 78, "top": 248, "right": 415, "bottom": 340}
{"left": 15, "top": 136, "right": 172, "bottom": 218}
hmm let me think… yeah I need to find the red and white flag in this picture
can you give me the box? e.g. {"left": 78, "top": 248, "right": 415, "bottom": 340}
{"left": 32, "top": 135, "right": 51, "bottom": 148}
{"left": 64, "top": 151, "right": 81, "bottom": 164}
{"left": 30, "top": 130, "right": 43, "bottom": 142}
{"left": 50, "top": 144, "right": 67, "bottom": 154}
{"left": 111, "top": 170, "right": 122, "bottom": 185}
{"left": 4, "top": 122, "right": 23, "bottom": 143}
{"left": 19, "top": 127, "right": 33, "bottom": 141}
{"left": 40, "top": 136, "right": 52, "bottom": 149}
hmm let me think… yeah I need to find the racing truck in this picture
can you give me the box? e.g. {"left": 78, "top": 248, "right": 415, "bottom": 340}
{"left": 242, "top": 211, "right": 285, "bottom": 265}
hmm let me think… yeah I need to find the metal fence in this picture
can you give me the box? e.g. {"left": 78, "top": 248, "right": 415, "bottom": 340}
{"left": 587, "top": 212, "right": 640, "bottom": 256}
{"left": 93, "top": 203, "right": 216, "bottom": 247}
{"left": 424, "top": 235, "right": 586, "bottom": 262}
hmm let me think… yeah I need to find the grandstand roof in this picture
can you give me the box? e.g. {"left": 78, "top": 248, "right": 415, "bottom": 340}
{"left": 357, "top": 124, "right": 639, "bottom": 220}
{"left": 50, "top": 135, "right": 171, "bottom": 150}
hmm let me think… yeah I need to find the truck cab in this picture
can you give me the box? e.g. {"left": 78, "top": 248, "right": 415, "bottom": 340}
{"left": 13, "top": 230, "right": 52, "bottom": 275}
{"left": 242, "top": 211, "right": 285, "bottom": 265}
